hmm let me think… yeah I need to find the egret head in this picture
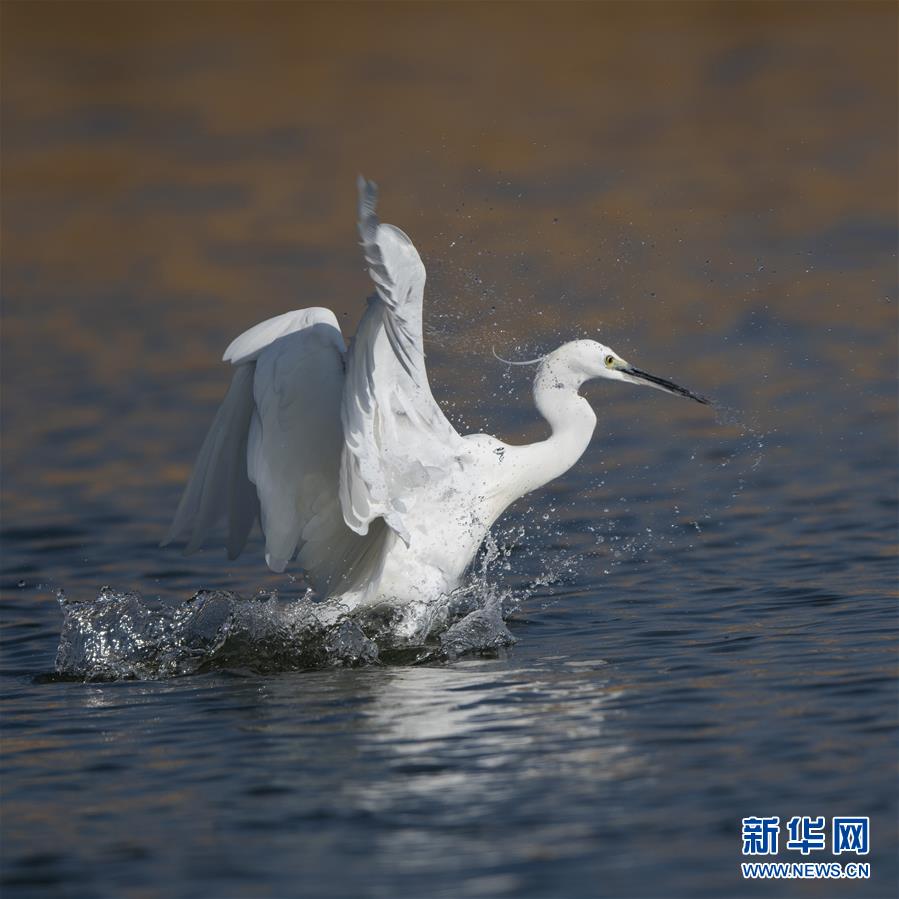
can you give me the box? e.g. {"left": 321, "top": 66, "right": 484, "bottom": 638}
{"left": 541, "top": 339, "right": 710, "bottom": 405}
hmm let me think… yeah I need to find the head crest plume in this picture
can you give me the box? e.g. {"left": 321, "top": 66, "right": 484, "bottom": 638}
{"left": 491, "top": 346, "right": 546, "bottom": 366}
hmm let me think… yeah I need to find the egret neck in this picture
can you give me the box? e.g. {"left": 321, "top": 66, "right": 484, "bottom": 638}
{"left": 506, "top": 354, "right": 598, "bottom": 499}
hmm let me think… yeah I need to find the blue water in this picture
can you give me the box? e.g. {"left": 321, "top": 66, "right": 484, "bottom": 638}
{"left": 2, "top": 4, "right": 897, "bottom": 897}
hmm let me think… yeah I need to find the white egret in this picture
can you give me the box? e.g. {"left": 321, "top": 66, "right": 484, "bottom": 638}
{"left": 164, "top": 177, "right": 709, "bottom": 610}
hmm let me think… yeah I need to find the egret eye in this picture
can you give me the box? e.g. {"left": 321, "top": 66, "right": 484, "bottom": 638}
{"left": 604, "top": 355, "right": 615, "bottom": 368}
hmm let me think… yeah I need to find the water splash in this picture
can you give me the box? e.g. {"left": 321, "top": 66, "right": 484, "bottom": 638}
{"left": 52, "top": 531, "right": 574, "bottom": 680}
{"left": 54, "top": 587, "right": 371, "bottom": 680}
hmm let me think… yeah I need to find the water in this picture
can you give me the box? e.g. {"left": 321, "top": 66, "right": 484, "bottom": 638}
{"left": 2, "top": 4, "right": 897, "bottom": 897}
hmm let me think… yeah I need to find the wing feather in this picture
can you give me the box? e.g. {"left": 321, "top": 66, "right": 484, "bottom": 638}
{"left": 165, "top": 307, "right": 384, "bottom": 594}
{"left": 163, "top": 363, "right": 260, "bottom": 558}
{"left": 248, "top": 321, "right": 345, "bottom": 573}
{"left": 339, "top": 178, "right": 463, "bottom": 544}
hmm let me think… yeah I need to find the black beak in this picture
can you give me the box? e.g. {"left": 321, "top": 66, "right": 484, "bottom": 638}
{"left": 623, "top": 367, "right": 711, "bottom": 405}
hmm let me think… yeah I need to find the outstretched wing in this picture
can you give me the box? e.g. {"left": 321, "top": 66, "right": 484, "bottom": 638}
{"left": 339, "top": 177, "right": 463, "bottom": 544}
{"left": 164, "top": 306, "right": 386, "bottom": 594}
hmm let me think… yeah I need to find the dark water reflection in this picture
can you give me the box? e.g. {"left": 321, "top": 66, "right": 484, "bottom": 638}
{"left": 1, "top": 3, "right": 897, "bottom": 897}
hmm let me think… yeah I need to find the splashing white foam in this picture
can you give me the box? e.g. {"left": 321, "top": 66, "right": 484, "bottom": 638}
{"left": 52, "top": 522, "right": 583, "bottom": 680}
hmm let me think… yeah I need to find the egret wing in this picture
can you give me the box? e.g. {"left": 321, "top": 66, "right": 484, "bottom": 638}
{"left": 165, "top": 306, "right": 384, "bottom": 593}
{"left": 339, "top": 178, "right": 463, "bottom": 543}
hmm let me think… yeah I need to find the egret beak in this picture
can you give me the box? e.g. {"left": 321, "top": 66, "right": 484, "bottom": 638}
{"left": 622, "top": 366, "right": 711, "bottom": 405}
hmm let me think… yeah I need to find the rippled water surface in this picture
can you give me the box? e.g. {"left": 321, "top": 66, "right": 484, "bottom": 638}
{"left": 2, "top": 4, "right": 897, "bottom": 897}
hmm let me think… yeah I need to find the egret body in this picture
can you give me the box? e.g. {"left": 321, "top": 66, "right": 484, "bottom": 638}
{"left": 164, "top": 178, "right": 709, "bottom": 610}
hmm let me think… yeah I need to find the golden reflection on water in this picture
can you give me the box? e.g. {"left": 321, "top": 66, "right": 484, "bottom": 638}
{"left": 4, "top": 2, "right": 894, "bottom": 328}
